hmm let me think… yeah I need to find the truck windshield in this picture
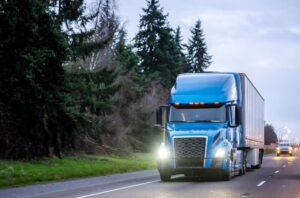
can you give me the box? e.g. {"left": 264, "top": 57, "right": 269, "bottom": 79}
{"left": 169, "top": 105, "right": 226, "bottom": 123}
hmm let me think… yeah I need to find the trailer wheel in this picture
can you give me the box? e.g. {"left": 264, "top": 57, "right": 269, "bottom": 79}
{"left": 277, "top": 153, "right": 280, "bottom": 156}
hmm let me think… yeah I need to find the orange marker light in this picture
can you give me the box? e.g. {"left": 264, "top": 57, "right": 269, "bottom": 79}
{"left": 175, "top": 102, "right": 180, "bottom": 107}
{"left": 214, "top": 102, "right": 220, "bottom": 107}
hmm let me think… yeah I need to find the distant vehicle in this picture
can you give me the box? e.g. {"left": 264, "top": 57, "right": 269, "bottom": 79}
{"left": 277, "top": 141, "right": 293, "bottom": 156}
{"left": 156, "top": 72, "right": 265, "bottom": 181}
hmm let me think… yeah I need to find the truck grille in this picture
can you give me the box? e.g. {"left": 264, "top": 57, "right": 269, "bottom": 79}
{"left": 174, "top": 137, "right": 206, "bottom": 168}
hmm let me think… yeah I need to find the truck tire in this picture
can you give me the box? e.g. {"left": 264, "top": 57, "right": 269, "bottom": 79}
{"left": 257, "top": 151, "right": 263, "bottom": 169}
{"left": 277, "top": 153, "right": 280, "bottom": 156}
{"left": 159, "top": 170, "right": 171, "bottom": 182}
{"left": 223, "top": 161, "right": 232, "bottom": 181}
{"left": 290, "top": 153, "right": 293, "bottom": 156}
{"left": 223, "top": 170, "right": 231, "bottom": 181}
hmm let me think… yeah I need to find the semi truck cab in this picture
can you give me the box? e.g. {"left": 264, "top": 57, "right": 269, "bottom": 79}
{"left": 156, "top": 73, "right": 264, "bottom": 181}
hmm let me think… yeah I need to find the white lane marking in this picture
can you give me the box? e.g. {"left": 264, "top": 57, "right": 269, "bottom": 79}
{"left": 75, "top": 180, "right": 159, "bottom": 198}
{"left": 275, "top": 170, "right": 279, "bottom": 174}
{"left": 282, "top": 165, "right": 286, "bottom": 168}
{"left": 257, "top": 181, "right": 266, "bottom": 187}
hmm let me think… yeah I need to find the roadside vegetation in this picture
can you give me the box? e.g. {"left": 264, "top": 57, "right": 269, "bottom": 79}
{"left": 0, "top": 0, "right": 212, "bottom": 160}
{"left": 0, "top": 153, "right": 156, "bottom": 188}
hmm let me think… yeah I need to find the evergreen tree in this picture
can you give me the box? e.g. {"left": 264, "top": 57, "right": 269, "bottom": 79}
{"left": 174, "top": 26, "right": 188, "bottom": 74}
{"left": 186, "top": 20, "right": 212, "bottom": 73}
{"left": 134, "top": 0, "right": 181, "bottom": 87}
{"left": 117, "top": 30, "right": 139, "bottom": 74}
{"left": 0, "top": 0, "right": 98, "bottom": 159}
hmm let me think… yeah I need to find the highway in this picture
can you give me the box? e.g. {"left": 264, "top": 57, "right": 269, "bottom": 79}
{"left": 1, "top": 151, "right": 300, "bottom": 198}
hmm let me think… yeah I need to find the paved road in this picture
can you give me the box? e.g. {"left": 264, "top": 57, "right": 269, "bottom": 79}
{"left": 1, "top": 151, "right": 300, "bottom": 198}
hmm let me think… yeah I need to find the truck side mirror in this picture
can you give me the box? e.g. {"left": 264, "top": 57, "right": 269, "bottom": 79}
{"left": 227, "top": 104, "right": 239, "bottom": 127}
{"left": 155, "top": 105, "right": 168, "bottom": 129}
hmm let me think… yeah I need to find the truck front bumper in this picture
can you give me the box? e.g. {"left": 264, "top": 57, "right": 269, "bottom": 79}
{"left": 157, "top": 157, "right": 229, "bottom": 175}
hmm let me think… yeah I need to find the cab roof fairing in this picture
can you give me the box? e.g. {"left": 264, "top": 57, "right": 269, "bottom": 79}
{"left": 169, "top": 73, "right": 238, "bottom": 105}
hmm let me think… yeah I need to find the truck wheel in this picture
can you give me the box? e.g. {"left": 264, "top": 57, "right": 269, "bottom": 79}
{"left": 289, "top": 153, "right": 293, "bottom": 156}
{"left": 223, "top": 171, "right": 231, "bottom": 181}
{"left": 223, "top": 161, "right": 232, "bottom": 181}
{"left": 159, "top": 171, "right": 171, "bottom": 182}
{"left": 257, "top": 151, "right": 263, "bottom": 169}
{"left": 277, "top": 154, "right": 280, "bottom": 156}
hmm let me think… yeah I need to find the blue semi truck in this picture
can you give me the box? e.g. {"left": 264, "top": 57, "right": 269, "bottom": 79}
{"left": 156, "top": 72, "right": 264, "bottom": 181}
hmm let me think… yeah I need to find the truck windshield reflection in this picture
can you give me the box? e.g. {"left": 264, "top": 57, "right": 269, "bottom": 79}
{"left": 169, "top": 105, "right": 226, "bottom": 123}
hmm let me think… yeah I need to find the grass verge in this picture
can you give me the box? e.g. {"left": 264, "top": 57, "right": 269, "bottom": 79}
{"left": 0, "top": 153, "right": 156, "bottom": 188}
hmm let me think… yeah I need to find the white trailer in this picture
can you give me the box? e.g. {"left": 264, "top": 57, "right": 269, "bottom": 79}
{"left": 240, "top": 73, "right": 265, "bottom": 167}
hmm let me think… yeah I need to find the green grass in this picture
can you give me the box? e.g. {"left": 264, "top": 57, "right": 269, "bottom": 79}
{"left": 0, "top": 153, "right": 156, "bottom": 188}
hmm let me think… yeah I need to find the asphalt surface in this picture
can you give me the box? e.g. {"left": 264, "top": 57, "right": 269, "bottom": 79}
{"left": 1, "top": 151, "right": 300, "bottom": 198}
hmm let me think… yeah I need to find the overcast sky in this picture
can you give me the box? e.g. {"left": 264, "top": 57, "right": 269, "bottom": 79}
{"left": 91, "top": 0, "right": 300, "bottom": 141}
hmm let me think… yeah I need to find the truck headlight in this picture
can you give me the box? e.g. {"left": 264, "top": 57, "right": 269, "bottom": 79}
{"left": 215, "top": 148, "right": 225, "bottom": 158}
{"left": 157, "top": 144, "right": 170, "bottom": 159}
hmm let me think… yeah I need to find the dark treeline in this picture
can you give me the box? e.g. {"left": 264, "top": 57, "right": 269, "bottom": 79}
{"left": 0, "top": 0, "right": 212, "bottom": 159}
{"left": 264, "top": 124, "right": 278, "bottom": 145}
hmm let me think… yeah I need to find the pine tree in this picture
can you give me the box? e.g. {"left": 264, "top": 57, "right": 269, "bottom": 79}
{"left": 186, "top": 20, "right": 212, "bottom": 73}
{"left": 174, "top": 26, "right": 188, "bottom": 73}
{"left": 117, "top": 30, "right": 139, "bottom": 74}
{"left": 134, "top": 0, "right": 181, "bottom": 87}
{"left": 0, "top": 0, "right": 98, "bottom": 159}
